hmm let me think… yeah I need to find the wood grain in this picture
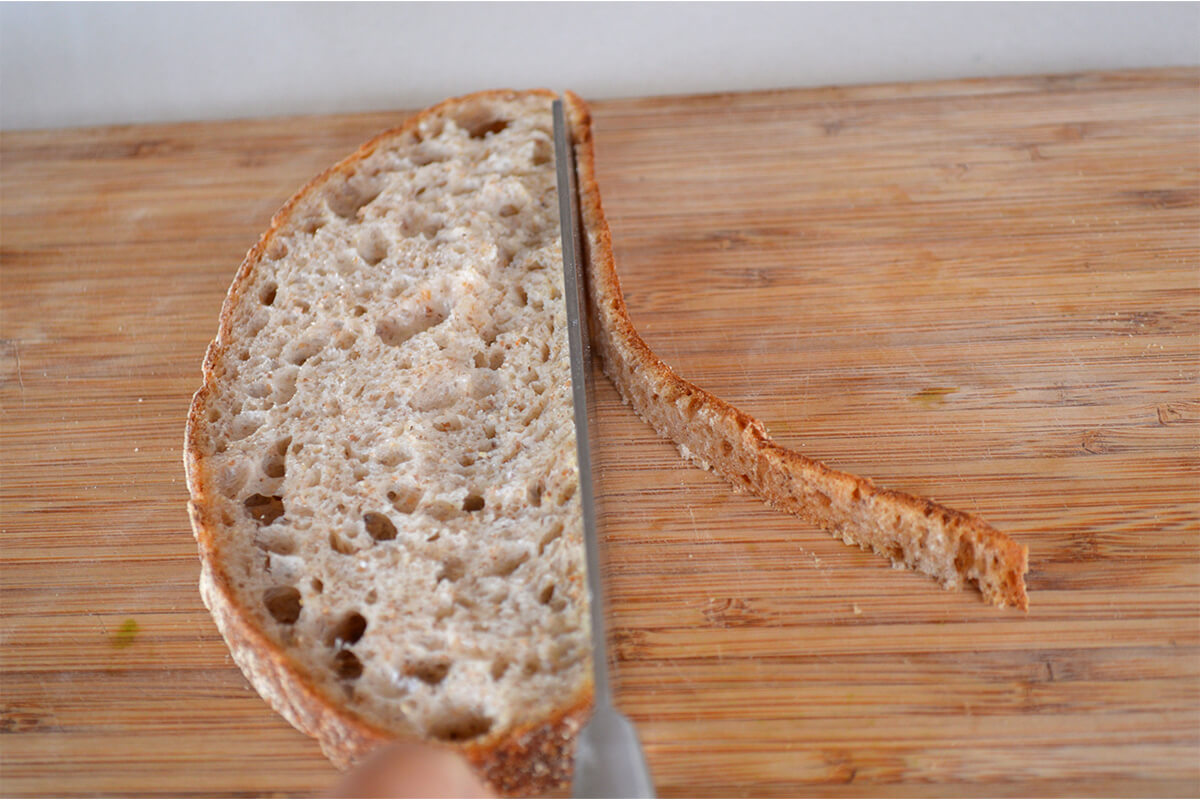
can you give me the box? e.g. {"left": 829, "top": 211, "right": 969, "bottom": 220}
{"left": 2, "top": 69, "right": 1198, "bottom": 797}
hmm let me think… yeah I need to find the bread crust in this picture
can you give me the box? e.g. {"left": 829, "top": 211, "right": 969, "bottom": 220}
{"left": 563, "top": 92, "right": 1028, "bottom": 610}
{"left": 185, "top": 88, "right": 592, "bottom": 796}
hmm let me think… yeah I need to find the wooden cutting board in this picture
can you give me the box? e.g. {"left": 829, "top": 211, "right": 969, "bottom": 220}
{"left": 2, "top": 68, "right": 1197, "bottom": 797}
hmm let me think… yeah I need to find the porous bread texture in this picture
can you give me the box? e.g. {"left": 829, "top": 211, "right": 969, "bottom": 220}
{"left": 186, "top": 90, "right": 592, "bottom": 793}
{"left": 563, "top": 92, "right": 1028, "bottom": 609}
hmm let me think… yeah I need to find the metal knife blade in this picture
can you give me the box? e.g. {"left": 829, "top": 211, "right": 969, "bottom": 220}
{"left": 552, "top": 98, "right": 655, "bottom": 799}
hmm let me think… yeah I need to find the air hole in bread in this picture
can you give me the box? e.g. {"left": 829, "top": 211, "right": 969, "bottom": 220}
{"left": 490, "top": 659, "right": 510, "bottom": 680}
{"left": 462, "top": 493, "right": 485, "bottom": 512}
{"left": 417, "top": 117, "right": 443, "bottom": 141}
{"left": 468, "top": 108, "right": 509, "bottom": 146}
{"left": 490, "top": 552, "right": 528, "bottom": 578}
{"left": 437, "top": 558, "right": 465, "bottom": 584}
{"left": 406, "top": 660, "right": 450, "bottom": 686}
{"left": 333, "top": 649, "right": 363, "bottom": 680}
{"left": 351, "top": 304, "right": 367, "bottom": 318}
{"left": 406, "top": 214, "right": 444, "bottom": 240}
{"left": 530, "top": 138, "right": 552, "bottom": 166}
{"left": 954, "top": 539, "right": 975, "bottom": 572}
{"left": 539, "top": 584, "right": 556, "bottom": 605}
{"left": 521, "top": 404, "right": 544, "bottom": 427}
{"left": 230, "top": 412, "right": 264, "bottom": 440}
{"left": 428, "top": 710, "right": 493, "bottom": 742}
{"left": 433, "top": 415, "right": 463, "bottom": 433}
{"left": 259, "top": 535, "right": 294, "bottom": 555}
{"left": 469, "top": 370, "right": 500, "bottom": 399}
{"left": 265, "top": 238, "right": 288, "bottom": 260}
{"left": 425, "top": 500, "right": 459, "bottom": 522}
{"left": 207, "top": 408, "right": 221, "bottom": 423}
{"left": 356, "top": 227, "right": 389, "bottom": 266}
{"left": 334, "top": 330, "right": 356, "bottom": 350}
{"left": 377, "top": 447, "right": 409, "bottom": 468}
{"left": 311, "top": 577, "right": 324, "bottom": 594}
{"left": 272, "top": 367, "right": 298, "bottom": 403}
{"left": 489, "top": 349, "right": 505, "bottom": 369}
{"left": 298, "top": 212, "right": 326, "bottom": 235}
{"left": 539, "top": 342, "right": 551, "bottom": 363}
{"left": 559, "top": 483, "right": 577, "bottom": 505}
{"left": 259, "top": 283, "right": 277, "bottom": 306}
{"left": 262, "top": 437, "right": 290, "bottom": 478}
{"left": 538, "top": 521, "right": 564, "bottom": 555}
{"left": 364, "top": 589, "right": 377, "bottom": 605}
{"left": 246, "top": 380, "right": 271, "bottom": 399}
{"left": 363, "top": 512, "right": 398, "bottom": 542}
{"left": 499, "top": 203, "right": 519, "bottom": 218}
{"left": 245, "top": 493, "right": 285, "bottom": 525}
{"left": 386, "top": 279, "right": 411, "bottom": 300}
{"left": 387, "top": 487, "right": 421, "bottom": 514}
{"left": 263, "top": 586, "right": 302, "bottom": 624}
{"left": 528, "top": 482, "right": 543, "bottom": 507}
{"left": 721, "top": 440, "right": 734, "bottom": 456}
{"left": 246, "top": 310, "right": 269, "bottom": 338}
{"left": 329, "top": 531, "right": 359, "bottom": 555}
{"left": 326, "top": 176, "right": 381, "bottom": 220}
{"left": 376, "top": 306, "right": 447, "bottom": 347}
{"left": 284, "top": 339, "right": 322, "bottom": 367}
{"left": 410, "top": 146, "right": 448, "bottom": 167}
{"left": 329, "top": 611, "right": 368, "bottom": 647}
{"left": 459, "top": 453, "right": 476, "bottom": 468}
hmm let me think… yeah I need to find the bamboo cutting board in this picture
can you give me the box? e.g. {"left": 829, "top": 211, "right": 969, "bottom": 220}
{"left": 2, "top": 69, "right": 1198, "bottom": 797}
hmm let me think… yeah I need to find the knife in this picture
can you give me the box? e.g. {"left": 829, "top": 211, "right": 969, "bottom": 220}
{"left": 552, "top": 98, "right": 655, "bottom": 799}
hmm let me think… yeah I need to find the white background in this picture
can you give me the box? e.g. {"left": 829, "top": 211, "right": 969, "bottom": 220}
{"left": 2, "top": 2, "right": 1197, "bottom": 131}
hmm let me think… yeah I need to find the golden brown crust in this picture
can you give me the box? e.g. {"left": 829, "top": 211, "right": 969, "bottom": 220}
{"left": 564, "top": 91, "right": 1028, "bottom": 610}
{"left": 185, "top": 88, "right": 591, "bottom": 796}
{"left": 462, "top": 692, "right": 592, "bottom": 795}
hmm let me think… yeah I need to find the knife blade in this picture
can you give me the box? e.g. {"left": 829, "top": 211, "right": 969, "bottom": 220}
{"left": 552, "top": 98, "right": 655, "bottom": 799}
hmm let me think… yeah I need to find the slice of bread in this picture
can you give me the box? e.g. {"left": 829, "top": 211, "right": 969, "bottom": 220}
{"left": 563, "top": 92, "right": 1028, "bottom": 611}
{"left": 185, "top": 89, "right": 1029, "bottom": 795}
{"left": 185, "top": 90, "right": 592, "bottom": 794}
